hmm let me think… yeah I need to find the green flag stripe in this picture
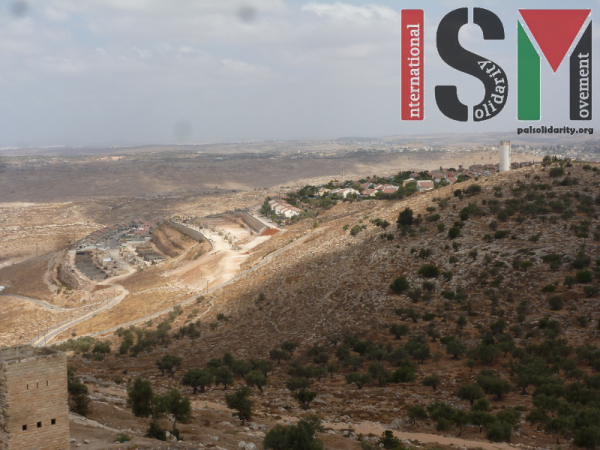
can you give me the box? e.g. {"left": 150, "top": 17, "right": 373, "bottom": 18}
{"left": 518, "top": 21, "right": 541, "bottom": 121}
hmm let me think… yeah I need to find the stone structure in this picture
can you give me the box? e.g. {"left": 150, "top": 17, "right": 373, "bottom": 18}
{"left": 234, "top": 211, "right": 268, "bottom": 234}
{"left": 0, "top": 346, "right": 69, "bottom": 450}
{"left": 499, "top": 141, "right": 511, "bottom": 172}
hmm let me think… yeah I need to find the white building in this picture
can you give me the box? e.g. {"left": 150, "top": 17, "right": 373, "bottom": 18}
{"left": 499, "top": 141, "right": 511, "bottom": 172}
{"left": 417, "top": 180, "right": 434, "bottom": 192}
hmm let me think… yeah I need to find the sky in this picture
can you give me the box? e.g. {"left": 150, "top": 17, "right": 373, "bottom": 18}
{"left": 0, "top": 0, "right": 597, "bottom": 146}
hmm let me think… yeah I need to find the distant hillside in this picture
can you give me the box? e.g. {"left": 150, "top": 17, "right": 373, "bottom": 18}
{"left": 73, "top": 161, "right": 600, "bottom": 449}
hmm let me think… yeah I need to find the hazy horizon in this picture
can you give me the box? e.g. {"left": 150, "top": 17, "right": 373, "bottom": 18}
{"left": 0, "top": 0, "right": 597, "bottom": 147}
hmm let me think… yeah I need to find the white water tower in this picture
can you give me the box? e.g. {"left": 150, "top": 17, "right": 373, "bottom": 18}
{"left": 499, "top": 141, "right": 511, "bottom": 172}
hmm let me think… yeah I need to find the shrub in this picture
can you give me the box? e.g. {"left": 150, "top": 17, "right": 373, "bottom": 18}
{"left": 549, "top": 167, "right": 565, "bottom": 177}
{"left": 584, "top": 285, "right": 600, "bottom": 298}
{"left": 448, "top": 227, "right": 460, "bottom": 239}
{"left": 418, "top": 265, "right": 440, "bottom": 278}
{"left": 350, "top": 225, "right": 361, "bottom": 236}
{"left": 541, "top": 284, "right": 556, "bottom": 293}
{"left": 520, "top": 261, "right": 534, "bottom": 271}
{"left": 466, "top": 184, "right": 482, "bottom": 196}
{"left": 67, "top": 367, "right": 90, "bottom": 416}
{"left": 574, "top": 426, "right": 600, "bottom": 450}
{"left": 397, "top": 208, "right": 414, "bottom": 227}
{"left": 576, "top": 270, "right": 593, "bottom": 283}
{"left": 437, "top": 223, "right": 445, "bottom": 232}
{"left": 264, "top": 416, "right": 325, "bottom": 450}
{"left": 457, "top": 384, "right": 484, "bottom": 405}
{"left": 116, "top": 434, "right": 132, "bottom": 443}
{"left": 146, "top": 421, "right": 167, "bottom": 441}
{"left": 494, "top": 230, "right": 509, "bottom": 239}
{"left": 486, "top": 422, "right": 513, "bottom": 442}
{"left": 423, "top": 374, "right": 441, "bottom": 391}
{"left": 548, "top": 295, "right": 564, "bottom": 311}
{"left": 390, "top": 276, "right": 410, "bottom": 293}
{"left": 225, "top": 386, "right": 253, "bottom": 424}
{"left": 407, "top": 405, "right": 428, "bottom": 423}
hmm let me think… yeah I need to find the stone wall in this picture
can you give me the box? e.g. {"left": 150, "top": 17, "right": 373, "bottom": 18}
{"left": 233, "top": 211, "right": 267, "bottom": 234}
{"left": 0, "top": 346, "right": 69, "bottom": 450}
{"left": 169, "top": 221, "right": 212, "bottom": 250}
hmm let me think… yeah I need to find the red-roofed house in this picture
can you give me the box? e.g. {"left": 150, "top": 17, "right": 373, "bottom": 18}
{"left": 417, "top": 180, "right": 434, "bottom": 192}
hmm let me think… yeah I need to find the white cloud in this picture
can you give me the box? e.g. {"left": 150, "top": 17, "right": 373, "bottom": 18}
{"left": 301, "top": 2, "right": 397, "bottom": 21}
{"left": 44, "top": 7, "right": 69, "bottom": 22}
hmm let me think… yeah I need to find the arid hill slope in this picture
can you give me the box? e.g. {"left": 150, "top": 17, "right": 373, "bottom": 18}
{"left": 71, "top": 162, "right": 600, "bottom": 449}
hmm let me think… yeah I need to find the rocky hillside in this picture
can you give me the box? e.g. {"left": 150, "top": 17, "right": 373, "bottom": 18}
{"left": 70, "top": 161, "right": 600, "bottom": 450}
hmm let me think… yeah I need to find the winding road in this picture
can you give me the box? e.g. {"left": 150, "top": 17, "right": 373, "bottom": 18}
{"left": 0, "top": 294, "right": 81, "bottom": 312}
{"left": 46, "top": 226, "right": 322, "bottom": 345}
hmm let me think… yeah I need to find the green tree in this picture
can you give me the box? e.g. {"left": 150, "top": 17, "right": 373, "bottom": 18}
{"left": 389, "top": 323, "right": 409, "bottom": 340}
{"left": 286, "top": 377, "right": 311, "bottom": 392}
{"left": 214, "top": 366, "right": 234, "bottom": 390}
{"left": 67, "top": 367, "right": 90, "bottom": 416}
{"left": 565, "top": 275, "right": 577, "bottom": 288}
{"left": 162, "top": 388, "right": 192, "bottom": 435}
{"left": 225, "top": 386, "right": 253, "bottom": 425}
{"left": 469, "top": 411, "right": 497, "bottom": 433}
{"left": 390, "top": 276, "right": 410, "bottom": 293}
{"left": 294, "top": 390, "right": 318, "bottom": 409}
{"left": 156, "top": 354, "right": 182, "bottom": 377}
{"left": 418, "top": 264, "right": 440, "bottom": 278}
{"left": 574, "top": 426, "right": 600, "bottom": 449}
{"left": 466, "top": 359, "right": 476, "bottom": 372}
{"left": 407, "top": 405, "right": 428, "bottom": 424}
{"left": 397, "top": 207, "right": 414, "bottom": 227}
{"left": 456, "top": 315, "right": 467, "bottom": 329}
{"left": 281, "top": 341, "right": 299, "bottom": 355}
{"left": 423, "top": 374, "right": 441, "bottom": 391}
{"left": 181, "top": 369, "right": 213, "bottom": 394}
{"left": 127, "top": 377, "right": 155, "bottom": 418}
{"left": 486, "top": 422, "right": 512, "bottom": 442}
{"left": 223, "top": 352, "right": 235, "bottom": 368}
{"left": 486, "top": 378, "right": 511, "bottom": 400}
{"left": 446, "top": 339, "right": 466, "bottom": 359}
{"left": 326, "top": 364, "right": 339, "bottom": 379}
{"left": 368, "top": 361, "right": 389, "bottom": 387}
{"left": 472, "top": 398, "right": 490, "bottom": 412}
{"left": 245, "top": 371, "right": 268, "bottom": 393}
{"left": 270, "top": 348, "right": 291, "bottom": 364}
{"left": 448, "top": 226, "right": 461, "bottom": 239}
{"left": 346, "top": 372, "right": 372, "bottom": 390}
{"left": 457, "top": 384, "right": 484, "bottom": 405}
{"left": 263, "top": 415, "right": 324, "bottom": 450}
{"left": 92, "top": 341, "right": 111, "bottom": 354}
{"left": 525, "top": 408, "right": 550, "bottom": 432}
{"left": 577, "top": 270, "right": 593, "bottom": 283}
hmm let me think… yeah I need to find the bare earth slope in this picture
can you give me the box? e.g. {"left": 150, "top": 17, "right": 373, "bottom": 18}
{"left": 66, "top": 163, "right": 600, "bottom": 449}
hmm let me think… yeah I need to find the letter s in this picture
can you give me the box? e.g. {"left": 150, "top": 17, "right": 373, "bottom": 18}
{"left": 435, "top": 8, "right": 508, "bottom": 122}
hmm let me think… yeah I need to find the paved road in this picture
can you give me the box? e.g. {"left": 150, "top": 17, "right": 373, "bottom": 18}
{"left": 30, "top": 286, "right": 128, "bottom": 347}
{"left": 29, "top": 244, "right": 136, "bottom": 347}
{"left": 0, "top": 294, "right": 81, "bottom": 312}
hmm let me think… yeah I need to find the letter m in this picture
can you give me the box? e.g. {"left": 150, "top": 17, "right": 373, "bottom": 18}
{"left": 517, "top": 9, "right": 591, "bottom": 120}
